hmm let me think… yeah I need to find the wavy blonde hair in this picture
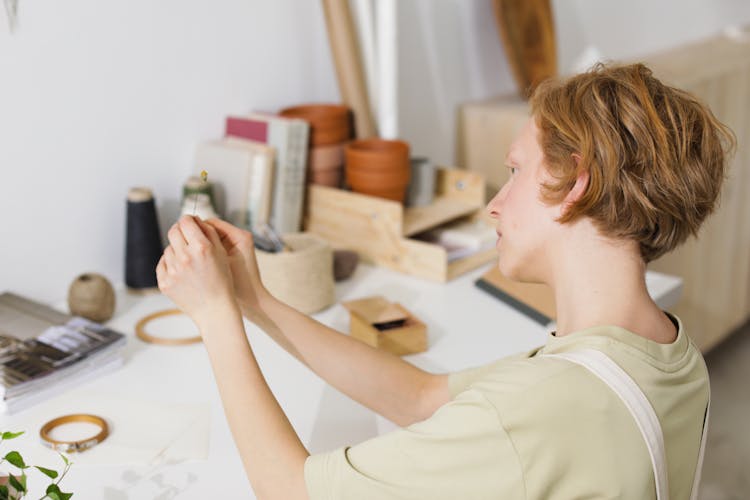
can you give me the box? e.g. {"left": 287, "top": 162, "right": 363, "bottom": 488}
{"left": 530, "top": 62, "right": 736, "bottom": 262}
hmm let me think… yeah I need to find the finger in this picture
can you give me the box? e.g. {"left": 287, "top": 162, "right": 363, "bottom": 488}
{"left": 156, "top": 253, "right": 166, "bottom": 276}
{"left": 197, "top": 219, "right": 226, "bottom": 251}
{"left": 167, "top": 222, "right": 188, "bottom": 256}
{"left": 178, "top": 215, "right": 210, "bottom": 247}
{"left": 164, "top": 245, "right": 178, "bottom": 272}
{"left": 204, "top": 218, "right": 238, "bottom": 244}
{"left": 156, "top": 254, "right": 168, "bottom": 287}
{"left": 204, "top": 218, "right": 253, "bottom": 249}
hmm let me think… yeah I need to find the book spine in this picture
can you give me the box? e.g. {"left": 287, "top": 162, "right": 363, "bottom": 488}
{"left": 269, "top": 120, "right": 309, "bottom": 233}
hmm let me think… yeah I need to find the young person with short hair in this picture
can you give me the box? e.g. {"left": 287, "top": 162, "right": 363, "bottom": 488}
{"left": 157, "top": 62, "right": 735, "bottom": 499}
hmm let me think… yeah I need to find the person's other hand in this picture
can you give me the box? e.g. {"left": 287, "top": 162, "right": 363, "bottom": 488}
{"left": 156, "top": 215, "right": 236, "bottom": 325}
{"left": 203, "top": 218, "right": 271, "bottom": 315}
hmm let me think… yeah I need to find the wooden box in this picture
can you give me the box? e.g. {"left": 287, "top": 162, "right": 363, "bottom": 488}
{"left": 305, "top": 167, "right": 496, "bottom": 282}
{"left": 342, "top": 296, "right": 427, "bottom": 356}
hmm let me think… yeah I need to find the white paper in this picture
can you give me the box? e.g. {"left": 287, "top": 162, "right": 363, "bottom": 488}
{"left": 0, "top": 391, "right": 210, "bottom": 467}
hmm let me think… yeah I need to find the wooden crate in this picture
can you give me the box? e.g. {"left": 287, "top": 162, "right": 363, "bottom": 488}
{"left": 305, "top": 167, "right": 496, "bottom": 282}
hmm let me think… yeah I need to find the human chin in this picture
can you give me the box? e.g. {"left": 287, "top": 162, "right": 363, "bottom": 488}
{"left": 496, "top": 248, "right": 523, "bottom": 282}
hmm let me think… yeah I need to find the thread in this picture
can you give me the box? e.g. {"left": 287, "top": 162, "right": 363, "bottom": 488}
{"left": 182, "top": 176, "right": 215, "bottom": 210}
{"left": 125, "top": 187, "right": 163, "bottom": 290}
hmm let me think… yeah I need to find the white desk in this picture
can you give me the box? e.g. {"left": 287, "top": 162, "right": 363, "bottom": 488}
{"left": 2, "top": 263, "right": 682, "bottom": 499}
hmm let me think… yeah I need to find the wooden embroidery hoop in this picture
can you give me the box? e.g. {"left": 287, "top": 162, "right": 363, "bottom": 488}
{"left": 135, "top": 309, "right": 202, "bottom": 346}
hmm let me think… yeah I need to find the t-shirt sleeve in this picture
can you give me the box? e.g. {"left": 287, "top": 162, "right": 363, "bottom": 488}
{"left": 448, "top": 348, "right": 540, "bottom": 398}
{"left": 304, "top": 389, "right": 525, "bottom": 500}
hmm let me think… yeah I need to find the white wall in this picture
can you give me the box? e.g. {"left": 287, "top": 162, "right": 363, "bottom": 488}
{"left": 396, "top": 0, "right": 750, "bottom": 167}
{"left": 2, "top": 0, "right": 750, "bottom": 304}
{"left": 0, "top": 0, "right": 338, "bottom": 303}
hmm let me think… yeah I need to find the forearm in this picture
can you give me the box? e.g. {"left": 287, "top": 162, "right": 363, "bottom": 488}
{"left": 198, "top": 302, "right": 309, "bottom": 500}
{"left": 247, "top": 295, "right": 450, "bottom": 426}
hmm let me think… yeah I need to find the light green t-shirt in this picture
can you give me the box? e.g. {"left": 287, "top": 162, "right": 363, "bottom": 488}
{"left": 305, "top": 313, "right": 709, "bottom": 499}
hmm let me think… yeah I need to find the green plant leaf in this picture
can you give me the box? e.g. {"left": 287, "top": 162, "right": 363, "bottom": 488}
{"left": 8, "top": 474, "right": 25, "bottom": 493}
{"left": 45, "top": 482, "right": 64, "bottom": 499}
{"left": 0, "top": 432, "right": 24, "bottom": 441}
{"left": 0, "top": 484, "right": 8, "bottom": 500}
{"left": 58, "top": 453, "right": 70, "bottom": 466}
{"left": 59, "top": 492, "right": 73, "bottom": 500}
{"left": 35, "top": 466, "right": 58, "bottom": 479}
{"left": 3, "top": 451, "right": 26, "bottom": 469}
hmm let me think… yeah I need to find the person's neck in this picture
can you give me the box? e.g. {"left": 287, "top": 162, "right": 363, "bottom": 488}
{"left": 547, "top": 223, "right": 676, "bottom": 344}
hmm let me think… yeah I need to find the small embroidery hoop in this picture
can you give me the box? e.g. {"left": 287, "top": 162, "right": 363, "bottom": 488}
{"left": 135, "top": 309, "right": 202, "bottom": 346}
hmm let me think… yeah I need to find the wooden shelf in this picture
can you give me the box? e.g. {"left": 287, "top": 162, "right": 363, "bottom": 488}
{"left": 403, "top": 197, "right": 482, "bottom": 237}
{"left": 305, "top": 167, "right": 494, "bottom": 282}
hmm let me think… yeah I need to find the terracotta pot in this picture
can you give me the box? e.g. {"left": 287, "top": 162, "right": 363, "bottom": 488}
{"left": 346, "top": 164, "right": 410, "bottom": 188}
{"left": 280, "top": 104, "right": 352, "bottom": 146}
{"left": 345, "top": 139, "right": 410, "bottom": 170}
{"left": 311, "top": 125, "right": 351, "bottom": 146}
{"left": 309, "top": 143, "right": 345, "bottom": 170}
{"left": 310, "top": 167, "right": 343, "bottom": 187}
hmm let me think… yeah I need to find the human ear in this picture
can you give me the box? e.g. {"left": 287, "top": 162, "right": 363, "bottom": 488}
{"left": 560, "top": 154, "right": 590, "bottom": 216}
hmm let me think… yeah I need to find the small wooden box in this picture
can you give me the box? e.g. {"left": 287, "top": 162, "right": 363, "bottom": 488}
{"left": 342, "top": 296, "right": 427, "bottom": 356}
{"left": 305, "top": 167, "right": 496, "bottom": 282}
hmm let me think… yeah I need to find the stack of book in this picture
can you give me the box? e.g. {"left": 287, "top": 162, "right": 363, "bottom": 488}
{"left": 193, "top": 112, "right": 310, "bottom": 234}
{"left": 0, "top": 292, "right": 126, "bottom": 414}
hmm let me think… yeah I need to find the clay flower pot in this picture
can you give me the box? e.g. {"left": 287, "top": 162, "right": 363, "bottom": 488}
{"left": 344, "top": 138, "right": 411, "bottom": 202}
{"left": 280, "top": 104, "right": 351, "bottom": 146}
{"left": 309, "top": 143, "right": 345, "bottom": 170}
{"left": 345, "top": 139, "right": 410, "bottom": 171}
{"left": 310, "top": 167, "right": 343, "bottom": 187}
{"left": 346, "top": 164, "right": 410, "bottom": 188}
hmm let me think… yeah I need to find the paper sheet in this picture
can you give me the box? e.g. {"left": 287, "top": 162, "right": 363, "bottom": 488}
{"left": 0, "top": 391, "right": 210, "bottom": 467}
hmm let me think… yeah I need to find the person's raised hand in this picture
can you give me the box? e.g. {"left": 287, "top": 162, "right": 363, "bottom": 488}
{"left": 203, "top": 218, "right": 270, "bottom": 315}
{"left": 156, "top": 215, "right": 236, "bottom": 326}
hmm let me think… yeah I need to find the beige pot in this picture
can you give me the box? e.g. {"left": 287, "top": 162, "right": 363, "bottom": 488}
{"left": 256, "top": 233, "right": 335, "bottom": 314}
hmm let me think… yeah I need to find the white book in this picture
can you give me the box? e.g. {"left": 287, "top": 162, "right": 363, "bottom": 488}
{"left": 194, "top": 138, "right": 275, "bottom": 229}
{"left": 225, "top": 114, "right": 310, "bottom": 233}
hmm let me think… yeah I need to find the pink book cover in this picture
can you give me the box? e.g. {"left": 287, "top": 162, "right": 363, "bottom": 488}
{"left": 225, "top": 116, "right": 269, "bottom": 143}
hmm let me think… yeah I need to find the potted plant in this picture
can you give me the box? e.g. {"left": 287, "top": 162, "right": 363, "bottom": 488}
{"left": 0, "top": 431, "right": 74, "bottom": 500}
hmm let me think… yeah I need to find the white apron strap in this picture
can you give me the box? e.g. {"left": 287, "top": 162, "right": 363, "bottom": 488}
{"left": 544, "top": 349, "right": 669, "bottom": 500}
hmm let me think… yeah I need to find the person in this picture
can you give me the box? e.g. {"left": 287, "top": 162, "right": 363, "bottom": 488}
{"left": 156, "top": 62, "right": 735, "bottom": 499}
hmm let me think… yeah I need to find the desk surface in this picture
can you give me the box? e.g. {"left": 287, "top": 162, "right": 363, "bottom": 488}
{"left": 2, "top": 263, "right": 682, "bottom": 499}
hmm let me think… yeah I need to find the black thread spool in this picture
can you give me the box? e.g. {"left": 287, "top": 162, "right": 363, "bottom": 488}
{"left": 125, "top": 187, "right": 163, "bottom": 291}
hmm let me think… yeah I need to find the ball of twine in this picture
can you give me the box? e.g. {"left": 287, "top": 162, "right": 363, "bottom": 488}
{"left": 256, "top": 233, "right": 334, "bottom": 314}
{"left": 68, "top": 273, "right": 116, "bottom": 323}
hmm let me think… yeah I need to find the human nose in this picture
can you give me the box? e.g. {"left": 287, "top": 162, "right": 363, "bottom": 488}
{"left": 485, "top": 182, "right": 509, "bottom": 219}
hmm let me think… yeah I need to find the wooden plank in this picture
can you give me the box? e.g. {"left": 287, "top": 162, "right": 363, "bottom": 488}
{"left": 305, "top": 185, "right": 402, "bottom": 260}
{"left": 447, "top": 248, "right": 497, "bottom": 281}
{"left": 435, "top": 167, "right": 486, "bottom": 204}
{"left": 390, "top": 238, "right": 448, "bottom": 282}
{"left": 402, "top": 196, "right": 481, "bottom": 237}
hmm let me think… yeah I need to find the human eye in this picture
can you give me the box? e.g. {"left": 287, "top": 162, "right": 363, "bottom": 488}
{"left": 506, "top": 165, "right": 518, "bottom": 176}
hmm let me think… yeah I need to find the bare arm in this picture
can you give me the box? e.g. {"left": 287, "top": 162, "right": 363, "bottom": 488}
{"left": 250, "top": 295, "right": 450, "bottom": 426}
{"left": 157, "top": 216, "right": 308, "bottom": 500}
{"left": 205, "top": 218, "right": 451, "bottom": 427}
